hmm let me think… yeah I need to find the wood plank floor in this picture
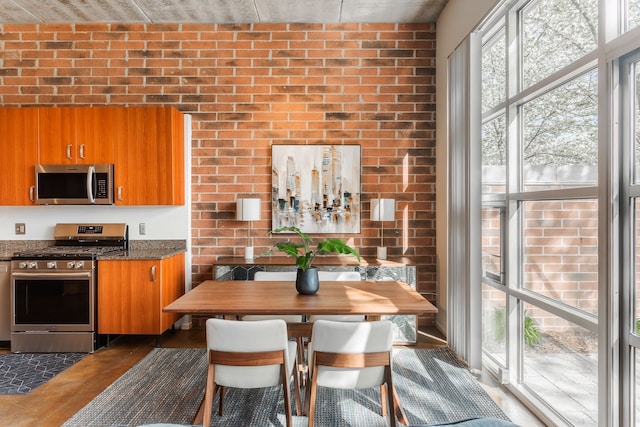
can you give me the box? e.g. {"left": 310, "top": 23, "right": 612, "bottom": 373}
{"left": 0, "top": 327, "right": 545, "bottom": 427}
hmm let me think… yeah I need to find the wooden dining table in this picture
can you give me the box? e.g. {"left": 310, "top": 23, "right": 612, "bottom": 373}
{"left": 164, "top": 279, "right": 437, "bottom": 318}
{"left": 163, "top": 279, "right": 438, "bottom": 425}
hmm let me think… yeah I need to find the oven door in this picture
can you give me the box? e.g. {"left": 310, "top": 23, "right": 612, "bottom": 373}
{"left": 11, "top": 271, "right": 95, "bottom": 332}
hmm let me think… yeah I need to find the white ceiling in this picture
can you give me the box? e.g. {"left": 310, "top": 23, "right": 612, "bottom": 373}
{"left": 0, "top": 0, "right": 447, "bottom": 24}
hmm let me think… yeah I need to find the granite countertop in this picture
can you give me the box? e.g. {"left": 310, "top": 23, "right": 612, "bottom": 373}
{"left": 97, "top": 246, "right": 186, "bottom": 261}
{"left": 0, "top": 240, "right": 53, "bottom": 262}
{"left": 0, "top": 240, "right": 187, "bottom": 262}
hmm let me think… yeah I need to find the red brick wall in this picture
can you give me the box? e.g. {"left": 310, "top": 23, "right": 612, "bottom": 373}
{"left": 482, "top": 199, "right": 599, "bottom": 332}
{"left": 0, "top": 23, "right": 437, "bottom": 317}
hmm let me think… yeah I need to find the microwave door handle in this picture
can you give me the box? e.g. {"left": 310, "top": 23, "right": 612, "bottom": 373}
{"left": 86, "top": 166, "right": 96, "bottom": 204}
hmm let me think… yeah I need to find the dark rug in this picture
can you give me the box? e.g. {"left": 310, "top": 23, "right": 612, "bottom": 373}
{"left": 0, "top": 352, "right": 85, "bottom": 395}
{"left": 62, "top": 347, "right": 509, "bottom": 427}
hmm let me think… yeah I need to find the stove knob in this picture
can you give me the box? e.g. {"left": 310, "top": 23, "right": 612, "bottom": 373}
{"left": 47, "top": 262, "right": 56, "bottom": 269}
{"left": 75, "top": 261, "right": 84, "bottom": 269}
{"left": 67, "top": 262, "right": 75, "bottom": 269}
{"left": 28, "top": 262, "right": 37, "bottom": 269}
{"left": 19, "top": 262, "right": 27, "bottom": 269}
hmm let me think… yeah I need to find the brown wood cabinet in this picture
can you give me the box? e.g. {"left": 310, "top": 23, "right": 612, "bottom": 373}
{"left": 38, "top": 107, "right": 119, "bottom": 165}
{"left": 0, "top": 108, "right": 39, "bottom": 205}
{"left": 0, "top": 105, "right": 185, "bottom": 206}
{"left": 97, "top": 253, "right": 185, "bottom": 335}
{"left": 114, "top": 107, "right": 185, "bottom": 206}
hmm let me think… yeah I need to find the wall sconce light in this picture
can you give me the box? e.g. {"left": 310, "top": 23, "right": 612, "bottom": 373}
{"left": 236, "top": 198, "right": 261, "bottom": 260}
{"left": 370, "top": 198, "right": 395, "bottom": 260}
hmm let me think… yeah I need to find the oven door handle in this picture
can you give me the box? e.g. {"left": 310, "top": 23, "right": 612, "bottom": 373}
{"left": 12, "top": 272, "right": 93, "bottom": 279}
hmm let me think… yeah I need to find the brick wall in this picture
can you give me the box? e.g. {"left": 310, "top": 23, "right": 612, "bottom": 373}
{"left": 523, "top": 199, "right": 599, "bottom": 323}
{"left": 482, "top": 199, "right": 599, "bottom": 332}
{"left": 0, "top": 23, "right": 437, "bottom": 321}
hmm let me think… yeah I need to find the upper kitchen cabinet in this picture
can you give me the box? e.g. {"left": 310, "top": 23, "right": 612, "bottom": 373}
{"left": 0, "top": 108, "right": 39, "bottom": 205}
{"left": 114, "top": 107, "right": 185, "bottom": 206}
{"left": 38, "top": 107, "right": 120, "bottom": 165}
{"left": 0, "top": 106, "right": 185, "bottom": 206}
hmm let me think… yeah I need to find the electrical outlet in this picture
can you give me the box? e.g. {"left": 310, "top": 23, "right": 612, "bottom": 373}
{"left": 139, "top": 223, "right": 146, "bottom": 235}
{"left": 15, "top": 223, "right": 26, "bottom": 235}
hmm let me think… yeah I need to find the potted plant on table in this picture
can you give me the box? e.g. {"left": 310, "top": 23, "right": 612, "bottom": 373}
{"left": 263, "top": 226, "right": 361, "bottom": 295}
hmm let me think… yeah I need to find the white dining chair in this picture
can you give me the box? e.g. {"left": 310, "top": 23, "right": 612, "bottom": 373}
{"left": 243, "top": 270, "right": 306, "bottom": 385}
{"left": 305, "top": 319, "right": 397, "bottom": 427}
{"left": 307, "top": 271, "right": 365, "bottom": 322}
{"left": 242, "top": 271, "right": 302, "bottom": 323}
{"left": 203, "top": 318, "right": 302, "bottom": 427}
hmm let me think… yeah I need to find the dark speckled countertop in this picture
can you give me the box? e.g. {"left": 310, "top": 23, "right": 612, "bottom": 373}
{"left": 97, "top": 246, "right": 186, "bottom": 260}
{"left": 0, "top": 240, "right": 53, "bottom": 261}
{"left": 0, "top": 240, "right": 186, "bottom": 262}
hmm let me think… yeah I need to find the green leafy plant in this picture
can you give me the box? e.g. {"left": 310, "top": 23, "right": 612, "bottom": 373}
{"left": 491, "top": 307, "right": 541, "bottom": 347}
{"left": 262, "top": 226, "right": 361, "bottom": 271}
{"left": 491, "top": 307, "right": 506, "bottom": 343}
{"left": 524, "top": 315, "right": 541, "bottom": 347}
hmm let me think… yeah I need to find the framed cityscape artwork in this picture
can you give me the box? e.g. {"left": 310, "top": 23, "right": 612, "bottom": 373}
{"left": 271, "top": 144, "right": 361, "bottom": 234}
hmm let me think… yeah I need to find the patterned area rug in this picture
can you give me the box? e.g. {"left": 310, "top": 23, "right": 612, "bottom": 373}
{"left": 63, "top": 347, "right": 509, "bottom": 427}
{"left": 0, "top": 353, "right": 85, "bottom": 395}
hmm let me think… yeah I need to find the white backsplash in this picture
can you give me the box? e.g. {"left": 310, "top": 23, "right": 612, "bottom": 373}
{"left": 0, "top": 204, "right": 189, "bottom": 240}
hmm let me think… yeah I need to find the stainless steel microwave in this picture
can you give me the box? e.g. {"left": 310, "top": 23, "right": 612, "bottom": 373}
{"left": 35, "top": 164, "right": 115, "bottom": 205}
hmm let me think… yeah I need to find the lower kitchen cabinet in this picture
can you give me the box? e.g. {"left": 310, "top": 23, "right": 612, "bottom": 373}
{"left": 97, "top": 253, "right": 185, "bottom": 335}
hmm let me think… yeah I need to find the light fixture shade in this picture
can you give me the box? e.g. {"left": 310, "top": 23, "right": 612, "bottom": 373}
{"left": 370, "top": 198, "right": 395, "bottom": 222}
{"left": 236, "top": 198, "right": 261, "bottom": 221}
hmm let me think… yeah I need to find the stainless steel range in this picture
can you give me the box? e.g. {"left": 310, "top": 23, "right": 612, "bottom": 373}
{"left": 10, "top": 223, "right": 128, "bottom": 353}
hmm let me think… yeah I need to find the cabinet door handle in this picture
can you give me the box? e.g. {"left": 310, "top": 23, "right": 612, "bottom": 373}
{"left": 117, "top": 186, "right": 123, "bottom": 201}
{"left": 66, "top": 144, "right": 73, "bottom": 160}
{"left": 79, "top": 144, "right": 85, "bottom": 159}
{"left": 150, "top": 265, "right": 157, "bottom": 282}
{"left": 29, "top": 186, "right": 35, "bottom": 202}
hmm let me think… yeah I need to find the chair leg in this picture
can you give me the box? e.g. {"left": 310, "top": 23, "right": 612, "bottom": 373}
{"left": 281, "top": 365, "right": 293, "bottom": 427}
{"left": 380, "top": 384, "right": 388, "bottom": 416}
{"left": 292, "top": 350, "right": 303, "bottom": 416}
{"left": 391, "top": 384, "right": 409, "bottom": 426}
{"left": 385, "top": 367, "right": 397, "bottom": 427}
{"left": 307, "top": 368, "right": 319, "bottom": 427}
{"left": 303, "top": 377, "right": 311, "bottom": 415}
{"left": 218, "top": 385, "right": 225, "bottom": 416}
{"left": 202, "top": 364, "right": 215, "bottom": 427}
{"left": 296, "top": 336, "right": 306, "bottom": 387}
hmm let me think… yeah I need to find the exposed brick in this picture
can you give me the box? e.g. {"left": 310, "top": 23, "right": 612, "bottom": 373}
{"left": 0, "top": 22, "right": 437, "bottom": 297}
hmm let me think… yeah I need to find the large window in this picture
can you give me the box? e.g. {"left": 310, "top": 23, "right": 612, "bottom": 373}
{"left": 521, "top": 0, "right": 597, "bottom": 89}
{"left": 624, "top": 51, "right": 640, "bottom": 426}
{"left": 521, "top": 304, "right": 598, "bottom": 425}
{"left": 522, "top": 199, "right": 599, "bottom": 314}
{"left": 521, "top": 70, "right": 598, "bottom": 191}
{"left": 482, "top": 206, "right": 507, "bottom": 368}
{"left": 628, "top": 0, "right": 640, "bottom": 31}
{"left": 479, "top": 0, "right": 606, "bottom": 425}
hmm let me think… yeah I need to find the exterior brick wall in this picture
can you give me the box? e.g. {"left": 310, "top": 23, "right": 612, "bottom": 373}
{"left": 482, "top": 197, "right": 599, "bottom": 332}
{"left": 523, "top": 199, "right": 599, "bottom": 331}
{"left": 0, "top": 23, "right": 437, "bottom": 322}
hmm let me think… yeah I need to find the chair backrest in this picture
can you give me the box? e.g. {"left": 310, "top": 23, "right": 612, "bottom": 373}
{"left": 309, "top": 320, "right": 393, "bottom": 389}
{"left": 317, "top": 271, "right": 361, "bottom": 281}
{"left": 310, "top": 271, "right": 364, "bottom": 322}
{"left": 246, "top": 271, "right": 302, "bottom": 322}
{"left": 253, "top": 271, "right": 297, "bottom": 281}
{"left": 206, "top": 318, "right": 290, "bottom": 388}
